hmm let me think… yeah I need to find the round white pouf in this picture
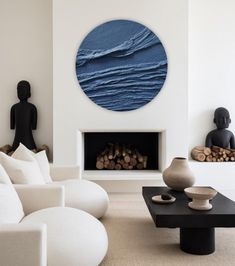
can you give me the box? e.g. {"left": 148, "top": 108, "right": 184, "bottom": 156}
{"left": 22, "top": 207, "right": 108, "bottom": 266}
{"left": 53, "top": 180, "right": 109, "bottom": 218}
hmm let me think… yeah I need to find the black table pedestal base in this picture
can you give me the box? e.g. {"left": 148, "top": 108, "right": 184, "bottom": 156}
{"left": 180, "top": 228, "right": 215, "bottom": 255}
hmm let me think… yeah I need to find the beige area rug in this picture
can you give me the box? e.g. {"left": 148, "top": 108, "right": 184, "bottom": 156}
{"left": 100, "top": 193, "right": 235, "bottom": 266}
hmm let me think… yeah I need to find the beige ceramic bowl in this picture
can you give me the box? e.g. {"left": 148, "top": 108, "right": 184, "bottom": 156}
{"left": 184, "top": 187, "right": 217, "bottom": 210}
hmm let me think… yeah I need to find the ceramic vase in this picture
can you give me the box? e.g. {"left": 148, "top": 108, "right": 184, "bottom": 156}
{"left": 163, "top": 157, "right": 195, "bottom": 191}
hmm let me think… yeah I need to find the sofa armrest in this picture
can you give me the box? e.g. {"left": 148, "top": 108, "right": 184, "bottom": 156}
{"left": 14, "top": 184, "right": 65, "bottom": 215}
{"left": 0, "top": 223, "right": 47, "bottom": 266}
{"left": 50, "top": 165, "right": 80, "bottom": 181}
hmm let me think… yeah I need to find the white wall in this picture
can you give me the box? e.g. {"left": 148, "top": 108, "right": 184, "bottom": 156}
{"left": 53, "top": 0, "right": 189, "bottom": 168}
{"left": 189, "top": 0, "right": 235, "bottom": 151}
{"left": 188, "top": 0, "right": 235, "bottom": 198}
{"left": 0, "top": 0, "right": 53, "bottom": 158}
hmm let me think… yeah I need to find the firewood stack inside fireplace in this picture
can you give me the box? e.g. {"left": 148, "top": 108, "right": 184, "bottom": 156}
{"left": 96, "top": 143, "right": 148, "bottom": 170}
{"left": 84, "top": 132, "right": 159, "bottom": 171}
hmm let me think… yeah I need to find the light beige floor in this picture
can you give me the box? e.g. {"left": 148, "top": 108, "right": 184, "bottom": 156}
{"left": 100, "top": 193, "right": 235, "bottom": 266}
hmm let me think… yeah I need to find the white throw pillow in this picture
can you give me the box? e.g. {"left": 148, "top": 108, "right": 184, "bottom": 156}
{"left": 12, "top": 143, "right": 52, "bottom": 183}
{"left": 33, "top": 151, "right": 52, "bottom": 183}
{"left": 0, "top": 164, "right": 12, "bottom": 185}
{"left": 0, "top": 152, "right": 45, "bottom": 185}
{"left": 0, "top": 184, "right": 24, "bottom": 224}
{"left": 11, "top": 143, "right": 34, "bottom": 162}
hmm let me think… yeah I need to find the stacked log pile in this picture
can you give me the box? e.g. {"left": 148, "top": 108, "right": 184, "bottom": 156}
{"left": 96, "top": 143, "right": 148, "bottom": 170}
{"left": 0, "top": 144, "right": 50, "bottom": 158}
{"left": 191, "top": 146, "right": 235, "bottom": 162}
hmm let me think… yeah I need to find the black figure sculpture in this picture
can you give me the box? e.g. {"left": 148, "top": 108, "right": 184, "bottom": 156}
{"left": 10, "top": 80, "right": 37, "bottom": 151}
{"left": 205, "top": 107, "right": 235, "bottom": 149}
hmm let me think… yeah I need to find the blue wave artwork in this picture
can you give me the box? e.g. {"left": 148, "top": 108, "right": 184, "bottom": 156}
{"left": 76, "top": 20, "right": 168, "bottom": 111}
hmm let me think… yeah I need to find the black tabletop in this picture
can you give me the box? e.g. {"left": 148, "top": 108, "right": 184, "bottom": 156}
{"left": 142, "top": 186, "right": 235, "bottom": 228}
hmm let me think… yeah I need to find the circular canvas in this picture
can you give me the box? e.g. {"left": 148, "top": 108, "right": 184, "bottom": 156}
{"left": 75, "top": 19, "right": 168, "bottom": 111}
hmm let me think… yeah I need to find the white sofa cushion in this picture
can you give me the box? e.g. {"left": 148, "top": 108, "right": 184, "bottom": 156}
{"left": 0, "top": 184, "right": 24, "bottom": 224}
{"left": 22, "top": 207, "right": 108, "bottom": 266}
{"left": 12, "top": 143, "right": 52, "bottom": 183}
{"left": 51, "top": 179, "right": 109, "bottom": 218}
{"left": 0, "top": 152, "right": 45, "bottom": 185}
{"left": 0, "top": 164, "right": 12, "bottom": 185}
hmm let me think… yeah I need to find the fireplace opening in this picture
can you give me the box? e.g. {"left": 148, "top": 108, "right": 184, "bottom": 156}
{"left": 84, "top": 132, "right": 159, "bottom": 170}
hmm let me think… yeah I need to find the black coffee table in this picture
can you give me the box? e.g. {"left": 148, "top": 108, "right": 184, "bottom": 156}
{"left": 142, "top": 186, "right": 235, "bottom": 255}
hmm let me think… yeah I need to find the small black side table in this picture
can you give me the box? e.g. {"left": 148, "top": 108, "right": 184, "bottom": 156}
{"left": 142, "top": 186, "right": 235, "bottom": 255}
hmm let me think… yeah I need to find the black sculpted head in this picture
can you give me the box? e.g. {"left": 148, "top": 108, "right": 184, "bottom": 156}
{"left": 213, "top": 107, "right": 231, "bottom": 129}
{"left": 205, "top": 107, "right": 235, "bottom": 149}
{"left": 17, "top": 80, "right": 31, "bottom": 101}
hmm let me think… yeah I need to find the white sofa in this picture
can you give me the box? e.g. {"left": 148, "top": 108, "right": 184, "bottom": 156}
{"left": 0, "top": 145, "right": 109, "bottom": 219}
{"left": 0, "top": 184, "right": 108, "bottom": 266}
{"left": 49, "top": 165, "right": 109, "bottom": 218}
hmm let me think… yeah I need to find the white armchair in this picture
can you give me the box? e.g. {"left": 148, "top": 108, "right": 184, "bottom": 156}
{"left": 0, "top": 184, "right": 108, "bottom": 266}
{"left": 49, "top": 165, "right": 109, "bottom": 218}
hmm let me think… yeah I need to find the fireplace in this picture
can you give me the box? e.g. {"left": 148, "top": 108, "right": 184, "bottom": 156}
{"left": 84, "top": 132, "right": 159, "bottom": 170}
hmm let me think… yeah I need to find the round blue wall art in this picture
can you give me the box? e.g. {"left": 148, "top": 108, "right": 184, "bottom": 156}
{"left": 75, "top": 19, "right": 168, "bottom": 111}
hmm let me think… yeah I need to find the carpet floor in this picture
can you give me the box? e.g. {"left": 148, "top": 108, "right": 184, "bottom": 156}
{"left": 100, "top": 193, "right": 235, "bottom": 266}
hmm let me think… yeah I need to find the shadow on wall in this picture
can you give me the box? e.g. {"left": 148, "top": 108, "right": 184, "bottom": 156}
{"left": 190, "top": 109, "right": 215, "bottom": 148}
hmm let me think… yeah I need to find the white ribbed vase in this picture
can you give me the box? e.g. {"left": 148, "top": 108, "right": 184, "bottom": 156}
{"left": 163, "top": 157, "right": 195, "bottom": 191}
